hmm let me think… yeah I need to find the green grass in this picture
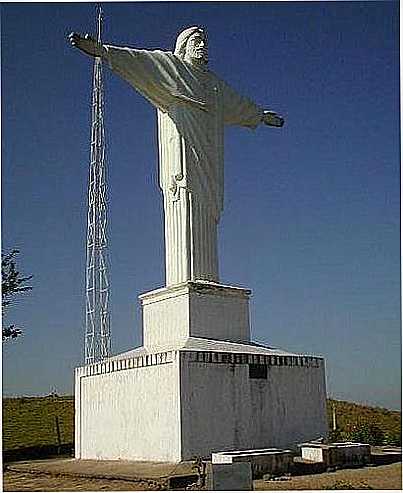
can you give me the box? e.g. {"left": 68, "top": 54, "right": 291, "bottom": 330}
{"left": 3, "top": 395, "right": 74, "bottom": 451}
{"left": 327, "top": 398, "right": 401, "bottom": 445}
{"left": 2, "top": 396, "right": 401, "bottom": 452}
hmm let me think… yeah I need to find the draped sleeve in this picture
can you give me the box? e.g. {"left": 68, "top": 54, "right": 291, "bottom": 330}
{"left": 103, "top": 46, "right": 181, "bottom": 113}
{"left": 220, "top": 79, "right": 263, "bottom": 129}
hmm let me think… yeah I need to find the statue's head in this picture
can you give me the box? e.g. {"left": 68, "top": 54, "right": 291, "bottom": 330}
{"left": 174, "top": 26, "right": 208, "bottom": 66}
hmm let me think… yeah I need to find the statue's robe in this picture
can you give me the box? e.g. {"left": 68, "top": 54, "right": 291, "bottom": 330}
{"left": 103, "top": 46, "right": 263, "bottom": 285}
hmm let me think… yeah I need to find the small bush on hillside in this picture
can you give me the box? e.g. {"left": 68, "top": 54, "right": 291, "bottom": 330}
{"left": 327, "top": 399, "right": 401, "bottom": 446}
{"left": 346, "top": 421, "right": 385, "bottom": 445}
{"left": 383, "top": 430, "right": 401, "bottom": 446}
{"left": 325, "top": 480, "right": 373, "bottom": 490}
{"left": 328, "top": 428, "right": 343, "bottom": 442}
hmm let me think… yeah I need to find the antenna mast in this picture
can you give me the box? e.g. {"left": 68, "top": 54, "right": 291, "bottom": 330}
{"left": 84, "top": 5, "right": 111, "bottom": 365}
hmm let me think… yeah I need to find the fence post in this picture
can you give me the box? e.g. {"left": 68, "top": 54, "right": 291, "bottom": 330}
{"left": 55, "top": 415, "right": 62, "bottom": 454}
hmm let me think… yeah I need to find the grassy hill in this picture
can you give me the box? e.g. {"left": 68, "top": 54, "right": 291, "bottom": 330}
{"left": 327, "top": 399, "right": 401, "bottom": 445}
{"left": 2, "top": 396, "right": 401, "bottom": 456}
{"left": 3, "top": 395, "right": 74, "bottom": 452}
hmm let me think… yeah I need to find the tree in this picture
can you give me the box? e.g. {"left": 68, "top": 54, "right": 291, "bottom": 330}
{"left": 346, "top": 420, "right": 385, "bottom": 445}
{"left": 2, "top": 249, "right": 32, "bottom": 341}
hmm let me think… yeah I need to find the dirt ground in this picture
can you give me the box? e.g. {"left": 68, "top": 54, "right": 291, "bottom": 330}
{"left": 255, "top": 462, "right": 402, "bottom": 490}
{"left": 3, "top": 462, "right": 402, "bottom": 491}
{"left": 3, "top": 470, "right": 159, "bottom": 491}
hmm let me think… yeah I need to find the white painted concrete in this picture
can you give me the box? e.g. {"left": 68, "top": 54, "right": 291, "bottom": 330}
{"left": 180, "top": 354, "right": 328, "bottom": 459}
{"left": 141, "top": 284, "right": 190, "bottom": 347}
{"left": 212, "top": 448, "right": 293, "bottom": 464}
{"left": 140, "top": 281, "right": 251, "bottom": 347}
{"left": 75, "top": 351, "right": 181, "bottom": 462}
{"left": 110, "top": 336, "right": 314, "bottom": 360}
{"left": 212, "top": 448, "right": 294, "bottom": 477}
{"left": 189, "top": 283, "right": 250, "bottom": 343}
{"left": 75, "top": 344, "right": 328, "bottom": 462}
{"left": 300, "top": 442, "right": 371, "bottom": 467}
{"left": 301, "top": 446, "right": 324, "bottom": 462}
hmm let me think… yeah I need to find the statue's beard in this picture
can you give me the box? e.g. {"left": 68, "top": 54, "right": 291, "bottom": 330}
{"left": 187, "top": 49, "right": 208, "bottom": 64}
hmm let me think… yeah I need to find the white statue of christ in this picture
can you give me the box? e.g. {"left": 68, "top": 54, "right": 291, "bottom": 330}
{"left": 69, "top": 27, "right": 284, "bottom": 286}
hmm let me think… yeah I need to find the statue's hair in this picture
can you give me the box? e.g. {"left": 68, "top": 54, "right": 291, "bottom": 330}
{"left": 174, "top": 26, "right": 205, "bottom": 59}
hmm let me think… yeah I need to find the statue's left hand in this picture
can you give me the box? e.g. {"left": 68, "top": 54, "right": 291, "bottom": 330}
{"left": 68, "top": 32, "right": 104, "bottom": 58}
{"left": 262, "top": 110, "right": 284, "bottom": 128}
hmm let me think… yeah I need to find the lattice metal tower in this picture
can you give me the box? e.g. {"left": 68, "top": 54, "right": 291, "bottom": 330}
{"left": 84, "top": 6, "right": 111, "bottom": 365}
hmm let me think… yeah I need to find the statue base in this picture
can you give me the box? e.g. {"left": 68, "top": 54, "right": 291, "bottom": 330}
{"left": 140, "top": 280, "right": 251, "bottom": 347}
{"left": 74, "top": 280, "right": 328, "bottom": 462}
{"left": 74, "top": 338, "right": 328, "bottom": 462}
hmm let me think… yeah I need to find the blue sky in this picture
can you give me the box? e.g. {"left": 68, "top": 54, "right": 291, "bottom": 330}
{"left": 2, "top": 2, "right": 401, "bottom": 410}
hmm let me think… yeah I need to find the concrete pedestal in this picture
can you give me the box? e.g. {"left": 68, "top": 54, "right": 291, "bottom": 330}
{"left": 140, "top": 280, "right": 251, "bottom": 347}
{"left": 75, "top": 281, "right": 328, "bottom": 462}
{"left": 300, "top": 442, "right": 371, "bottom": 468}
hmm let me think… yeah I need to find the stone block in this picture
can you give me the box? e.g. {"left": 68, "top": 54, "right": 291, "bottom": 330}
{"left": 75, "top": 346, "right": 328, "bottom": 462}
{"left": 212, "top": 448, "right": 294, "bottom": 478}
{"left": 300, "top": 442, "right": 371, "bottom": 468}
{"left": 140, "top": 280, "right": 251, "bottom": 347}
{"left": 206, "top": 462, "right": 252, "bottom": 491}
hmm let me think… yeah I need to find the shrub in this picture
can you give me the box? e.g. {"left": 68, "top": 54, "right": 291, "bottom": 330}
{"left": 346, "top": 421, "right": 385, "bottom": 445}
{"left": 325, "top": 480, "right": 372, "bottom": 490}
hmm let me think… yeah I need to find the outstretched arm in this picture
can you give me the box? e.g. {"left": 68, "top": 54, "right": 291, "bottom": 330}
{"left": 68, "top": 32, "right": 106, "bottom": 57}
{"left": 68, "top": 33, "right": 182, "bottom": 114}
{"left": 221, "top": 78, "right": 285, "bottom": 129}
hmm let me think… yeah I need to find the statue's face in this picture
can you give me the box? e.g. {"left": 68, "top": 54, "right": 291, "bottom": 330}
{"left": 184, "top": 31, "right": 208, "bottom": 65}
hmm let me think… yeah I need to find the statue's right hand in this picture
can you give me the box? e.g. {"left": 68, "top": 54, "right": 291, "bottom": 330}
{"left": 68, "top": 32, "right": 104, "bottom": 57}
